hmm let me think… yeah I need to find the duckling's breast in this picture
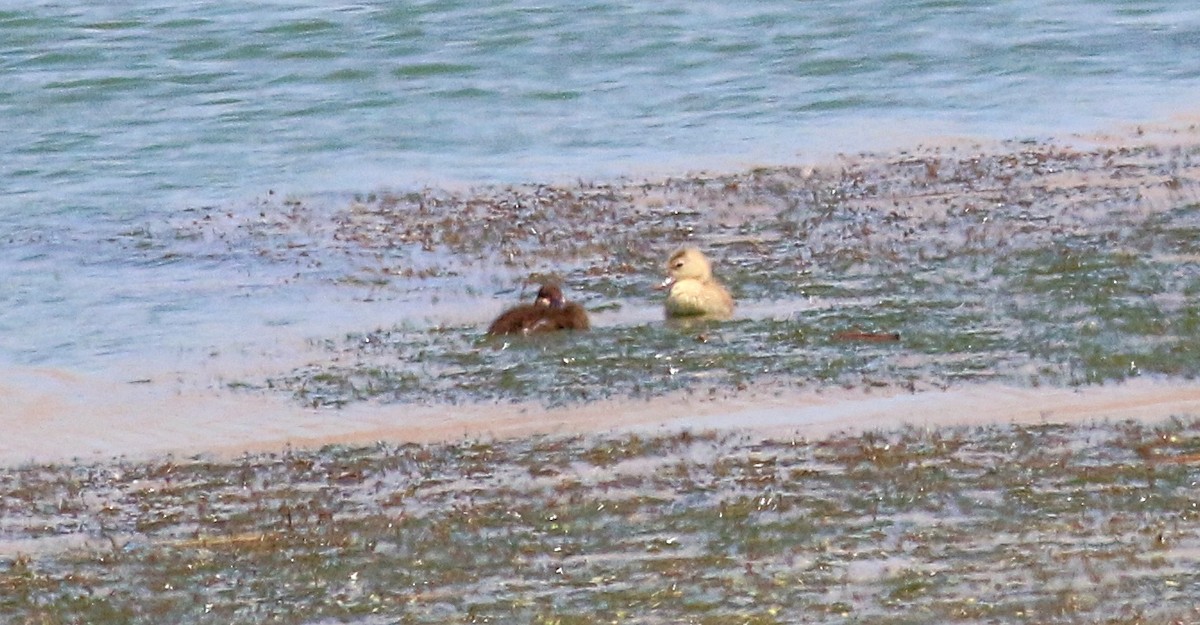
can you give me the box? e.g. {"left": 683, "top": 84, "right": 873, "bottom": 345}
{"left": 665, "top": 280, "right": 732, "bottom": 318}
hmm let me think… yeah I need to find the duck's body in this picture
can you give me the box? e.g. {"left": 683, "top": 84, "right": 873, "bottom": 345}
{"left": 661, "top": 247, "right": 734, "bottom": 319}
{"left": 487, "top": 284, "right": 590, "bottom": 336}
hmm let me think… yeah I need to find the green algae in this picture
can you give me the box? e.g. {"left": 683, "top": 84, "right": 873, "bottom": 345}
{"left": 3, "top": 420, "right": 1199, "bottom": 624}
{"left": 207, "top": 141, "right": 1200, "bottom": 409}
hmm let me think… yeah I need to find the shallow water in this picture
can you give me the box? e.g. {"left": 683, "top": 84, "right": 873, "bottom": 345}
{"left": 5, "top": 3, "right": 1200, "bottom": 467}
{"left": 7, "top": 1, "right": 1199, "bottom": 214}
{"left": 5, "top": 1, "right": 1200, "bottom": 371}
{"left": 4, "top": 418, "right": 1200, "bottom": 623}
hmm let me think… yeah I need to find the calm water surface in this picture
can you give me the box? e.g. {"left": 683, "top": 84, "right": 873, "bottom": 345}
{"left": 2, "top": 0, "right": 1200, "bottom": 373}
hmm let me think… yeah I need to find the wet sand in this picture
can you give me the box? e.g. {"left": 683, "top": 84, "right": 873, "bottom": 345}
{"left": 5, "top": 119, "right": 1200, "bottom": 467}
{"left": 5, "top": 364, "right": 1200, "bottom": 467}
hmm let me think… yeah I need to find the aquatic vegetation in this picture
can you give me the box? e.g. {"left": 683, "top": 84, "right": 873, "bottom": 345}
{"left": 28, "top": 134, "right": 1193, "bottom": 621}
{"left": 2, "top": 420, "right": 1199, "bottom": 623}
{"left": 149, "top": 138, "right": 1200, "bottom": 408}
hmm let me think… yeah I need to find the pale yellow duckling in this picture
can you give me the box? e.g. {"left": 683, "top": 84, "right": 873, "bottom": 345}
{"left": 660, "top": 247, "right": 734, "bottom": 319}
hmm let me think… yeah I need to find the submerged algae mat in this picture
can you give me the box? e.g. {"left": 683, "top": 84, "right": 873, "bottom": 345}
{"left": 3, "top": 419, "right": 1200, "bottom": 624}
{"left": 164, "top": 125, "right": 1200, "bottom": 408}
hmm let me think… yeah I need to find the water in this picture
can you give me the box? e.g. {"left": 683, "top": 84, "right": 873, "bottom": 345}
{"left": 3, "top": 0, "right": 1200, "bottom": 376}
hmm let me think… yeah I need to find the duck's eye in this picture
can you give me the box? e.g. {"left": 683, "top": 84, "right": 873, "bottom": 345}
{"left": 673, "top": 261, "right": 684, "bottom": 269}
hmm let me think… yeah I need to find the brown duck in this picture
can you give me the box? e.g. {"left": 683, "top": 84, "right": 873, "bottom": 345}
{"left": 487, "top": 284, "right": 590, "bottom": 335}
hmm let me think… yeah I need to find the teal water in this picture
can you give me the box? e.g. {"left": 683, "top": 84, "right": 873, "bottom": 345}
{"left": 2, "top": 0, "right": 1200, "bottom": 371}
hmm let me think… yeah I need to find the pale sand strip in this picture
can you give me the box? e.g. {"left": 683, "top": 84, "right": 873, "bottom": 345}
{"left": 3, "top": 366, "right": 1198, "bottom": 466}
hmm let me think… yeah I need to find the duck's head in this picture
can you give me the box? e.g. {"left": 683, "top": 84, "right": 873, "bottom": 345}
{"left": 534, "top": 284, "right": 566, "bottom": 308}
{"left": 660, "top": 247, "right": 712, "bottom": 289}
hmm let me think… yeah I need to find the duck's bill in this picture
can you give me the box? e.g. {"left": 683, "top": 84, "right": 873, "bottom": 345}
{"left": 656, "top": 276, "right": 675, "bottom": 291}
